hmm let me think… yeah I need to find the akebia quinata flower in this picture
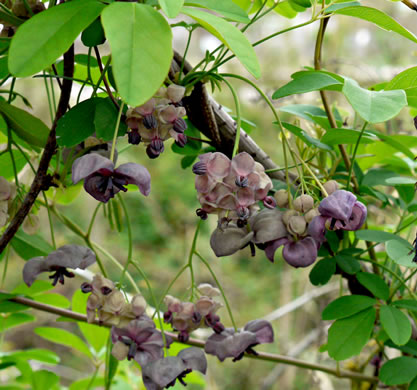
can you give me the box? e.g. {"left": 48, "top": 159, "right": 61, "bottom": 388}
{"left": 142, "top": 348, "right": 207, "bottom": 390}
{"left": 204, "top": 319, "right": 274, "bottom": 362}
{"left": 23, "top": 245, "right": 96, "bottom": 287}
{"left": 72, "top": 154, "right": 151, "bottom": 203}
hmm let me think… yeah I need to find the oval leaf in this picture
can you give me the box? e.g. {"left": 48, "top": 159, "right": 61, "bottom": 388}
{"left": 327, "top": 307, "right": 376, "bottom": 361}
{"left": 35, "top": 327, "right": 92, "bottom": 358}
{"left": 356, "top": 272, "right": 390, "bottom": 301}
{"left": 392, "top": 299, "right": 417, "bottom": 313}
{"left": 0, "top": 101, "right": 49, "bottom": 147}
{"left": 342, "top": 78, "right": 407, "bottom": 123}
{"left": 184, "top": 0, "right": 250, "bottom": 23}
{"left": 182, "top": 7, "right": 260, "bottom": 78}
{"left": 9, "top": 0, "right": 105, "bottom": 77}
{"left": 380, "top": 305, "right": 412, "bottom": 346}
{"left": 101, "top": 3, "right": 173, "bottom": 106}
{"left": 380, "top": 356, "right": 417, "bottom": 385}
{"left": 322, "top": 295, "right": 376, "bottom": 321}
{"left": 159, "top": 0, "right": 184, "bottom": 18}
{"left": 386, "top": 239, "right": 417, "bottom": 268}
{"left": 309, "top": 257, "right": 336, "bottom": 286}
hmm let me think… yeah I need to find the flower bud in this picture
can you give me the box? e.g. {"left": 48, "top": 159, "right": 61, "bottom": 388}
{"left": 112, "top": 341, "right": 129, "bottom": 361}
{"left": 131, "top": 294, "right": 147, "bottom": 317}
{"left": 146, "top": 138, "right": 164, "bottom": 159}
{"left": 263, "top": 196, "right": 276, "bottom": 209}
{"left": 164, "top": 295, "right": 182, "bottom": 313}
{"left": 143, "top": 114, "right": 157, "bottom": 130}
{"left": 167, "top": 84, "right": 186, "bottom": 103}
{"left": 198, "top": 283, "right": 220, "bottom": 298}
{"left": 192, "top": 162, "right": 207, "bottom": 175}
{"left": 274, "top": 189, "right": 290, "bottom": 208}
{"left": 293, "top": 194, "right": 314, "bottom": 213}
{"left": 127, "top": 130, "right": 141, "bottom": 145}
{"left": 323, "top": 180, "right": 339, "bottom": 195}
{"left": 175, "top": 133, "right": 187, "bottom": 148}
{"left": 287, "top": 215, "right": 307, "bottom": 236}
{"left": 196, "top": 208, "right": 208, "bottom": 220}
{"left": 173, "top": 117, "right": 187, "bottom": 133}
{"left": 81, "top": 282, "right": 92, "bottom": 293}
{"left": 282, "top": 209, "right": 299, "bottom": 226}
{"left": 304, "top": 208, "right": 320, "bottom": 223}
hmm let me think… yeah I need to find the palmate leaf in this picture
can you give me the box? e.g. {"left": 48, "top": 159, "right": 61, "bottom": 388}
{"left": 101, "top": 3, "right": 173, "bottom": 106}
{"left": 8, "top": 0, "right": 105, "bottom": 77}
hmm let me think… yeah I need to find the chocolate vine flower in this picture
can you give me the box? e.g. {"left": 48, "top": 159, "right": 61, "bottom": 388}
{"left": 210, "top": 224, "right": 254, "bottom": 257}
{"left": 142, "top": 348, "right": 207, "bottom": 390}
{"left": 111, "top": 317, "right": 171, "bottom": 366}
{"left": 205, "top": 319, "right": 274, "bottom": 362}
{"left": 82, "top": 274, "right": 147, "bottom": 326}
{"left": 23, "top": 245, "right": 96, "bottom": 287}
{"left": 72, "top": 154, "right": 151, "bottom": 203}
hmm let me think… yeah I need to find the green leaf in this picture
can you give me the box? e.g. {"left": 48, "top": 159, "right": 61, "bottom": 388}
{"left": 322, "top": 295, "right": 376, "bottom": 320}
{"left": 11, "top": 230, "right": 53, "bottom": 260}
{"left": 69, "top": 377, "right": 105, "bottom": 390}
{"left": 272, "top": 0, "right": 298, "bottom": 18}
{"left": 94, "top": 98, "right": 127, "bottom": 141}
{"left": 321, "top": 128, "right": 376, "bottom": 145}
{"left": 81, "top": 17, "right": 106, "bottom": 47}
{"left": 327, "top": 307, "right": 376, "bottom": 360}
{"left": 333, "top": 6, "right": 417, "bottom": 44}
{"left": 386, "top": 239, "right": 417, "bottom": 268}
{"left": 335, "top": 254, "right": 361, "bottom": 275}
{"left": 159, "top": 0, "right": 184, "bottom": 18}
{"left": 12, "top": 280, "right": 54, "bottom": 296}
{"left": 0, "top": 313, "right": 35, "bottom": 332}
{"left": 56, "top": 98, "right": 98, "bottom": 147}
{"left": 272, "top": 71, "right": 342, "bottom": 99}
{"left": 34, "top": 327, "right": 92, "bottom": 358}
{"left": 379, "top": 357, "right": 417, "bottom": 385}
{"left": 392, "top": 299, "right": 417, "bottom": 313}
{"left": 184, "top": 0, "right": 250, "bottom": 23}
{"left": 385, "top": 66, "right": 417, "bottom": 91}
{"left": 325, "top": 1, "right": 360, "bottom": 12}
{"left": 279, "top": 104, "right": 327, "bottom": 121}
{"left": 342, "top": 78, "right": 407, "bottom": 123}
{"left": 8, "top": 0, "right": 105, "bottom": 77}
{"left": 356, "top": 272, "right": 390, "bottom": 301}
{"left": 0, "top": 301, "right": 28, "bottom": 313}
{"left": 72, "top": 290, "right": 108, "bottom": 353}
{"left": 0, "top": 101, "right": 49, "bottom": 147}
{"left": 309, "top": 257, "right": 336, "bottom": 286}
{"left": 367, "top": 129, "right": 415, "bottom": 160}
{"left": 33, "top": 293, "right": 70, "bottom": 309}
{"left": 0, "top": 150, "right": 28, "bottom": 180}
{"left": 410, "top": 376, "right": 417, "bottom": 390}
{"left": 182, "top": 7, "right": 260, "bottom": 78}
{"left": 0, "top": 56, "right": 9, "bottom": 79}
{"left": 386, "top": 338, "right": 417, "bottom": 356}
{"left": 380, "top": 305, "right": 412, "bottom": 346}
{"left": 280, "top": 122, "right": 333, "bottom": 151}
{"left": 355, "top": 229, "right": 409, "bottom": 245}
{"left": 102, "top": 3, "right": 173, "bottom": 106}
{"left": 32, "top": 369, "right": 59, "bottom": 390}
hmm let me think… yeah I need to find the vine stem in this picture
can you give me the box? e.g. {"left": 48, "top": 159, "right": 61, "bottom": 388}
{"left": 3, "top": 292, "right": 378, "bottom": 384}
{"left": 346, "top": 121, "right": 367, "bottom": 192}
{"left": 188, "top": 220, "right": 201, "bottom": 299}
{"left": 194, "top": 250, "right": 237, "bottom": 331}
{"left": 110, "top": 102, "right": 124, "bottom": 163}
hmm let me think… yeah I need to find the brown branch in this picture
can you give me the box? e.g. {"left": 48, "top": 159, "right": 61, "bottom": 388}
{"left": 171, "top": 52, "right": 294, "bottom": 183}
{"left": 0, "top": 45, "right": 74, "bottom": 255}
{"left": 6, "top": 292, "right": 378, "bottom": 384}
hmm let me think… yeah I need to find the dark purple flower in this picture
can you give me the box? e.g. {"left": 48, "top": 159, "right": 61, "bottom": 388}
{"left": 142, "top": 348, "right": 207, "bottom": 390}
{"left": 146, "top": 137, "right": 165, "bottom": 159}
{"left": 343, "top": 202, "right": 367, "bottom": 231}
{"left": 264, "top": 236, "right": 318, "bottom": 267}
{"left": 204, "top": 319, "right": 274, "bottom": 362}
{"left": 72, "top": 154, "right": 151, "bottom": 203}
{"left": 111, "top": 317, "right": 171, "bottom": 366}
{"left": 128, "top": 130, "right": 142, "bottom": 145}
{"left": 307, "top": 215, "right": 327, "bottom": 243}
{"left": 318, "top": 190, "right": 357, "bottom": 226}
{"left": 23, "top": 245, "right": 96, "bottom": 287}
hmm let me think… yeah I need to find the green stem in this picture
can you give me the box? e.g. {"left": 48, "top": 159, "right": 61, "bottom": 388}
{"left": 86, "top": 203, "right": 102, "bottom": 239}
{"left": 118, "top": 195, "right": 133, "bottom": 287}
{"left": 110, "top": 102, "right": 124, "bottom": 163}
{"left": 346, "top": 122, "right": 367, "bottom": 192}
{"left": 178, "top": 28, "right": 194, "bottom": 83}
{"left": 194, "top": 250, "right": 237, "bottom": 331}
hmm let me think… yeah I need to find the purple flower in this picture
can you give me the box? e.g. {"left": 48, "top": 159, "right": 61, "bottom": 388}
{"left": 23, "top": 245, "right": 96, "bottom": 287}
{"left": 142, "top": 348, "right": 207, "bottom": 390}
{"left": 111, "top": 317, "right": 171, "bottom": 366}
{"left": 204, "top": 319, "right": 274, "bottom": 362}
{"left": 318, "top": 190, "right": 357, "bottom": 228}
{"left": 210, "top": 224, "right": 254, "bottom": 257}
{"left": 72, "top": 154, "right": 151, "bottom": 203}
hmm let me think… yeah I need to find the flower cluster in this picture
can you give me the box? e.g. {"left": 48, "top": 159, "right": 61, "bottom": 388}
{"left": 163, "top": 283, "right": 224, "bottom": 342}
{"left": 208, "top": 176, "right": 367, "bottom": 269}
{"left": 0, "top": 176, "right": 16, "bottom": 228}
{"left": 193, "top": 152, "right": 273, "bottom": 224}
{"left": 82, "top": 274, "right": 147, "bottom": 327}
{"left": 72, "top": 154, "right": 151, "bottom": 203}
{"left": 126, "top": 84, "right": 188, "bottom": 158}
{"left": 23, "top": 245, "right": 96, "bottom": 286}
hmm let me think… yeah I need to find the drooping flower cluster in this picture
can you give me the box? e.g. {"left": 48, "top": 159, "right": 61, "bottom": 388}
{"left": 193, "top": 152, "right": 273, "bottom": 224}
{"left": 208, "top": 177, "right": 367, "bottom": 269}
{"left": 163, "top": 283, "right": 224, "bottom": 342}
{"left": 205, "top": 319, "right": 274, "bottom": 362}
{"left": 0, "top": 176, "right": 16, "bottom": 228}
{"left": 23, "top": 245, "right": 96, "bottom": 286}
{"left": 82, "top": 274, "right": 147, "bottom": 327}
{"left": 126, "top": 84, "right": 188, "bottom": 158}
{"left": 72, "top": 154, "right": 151, "bottom": 203}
